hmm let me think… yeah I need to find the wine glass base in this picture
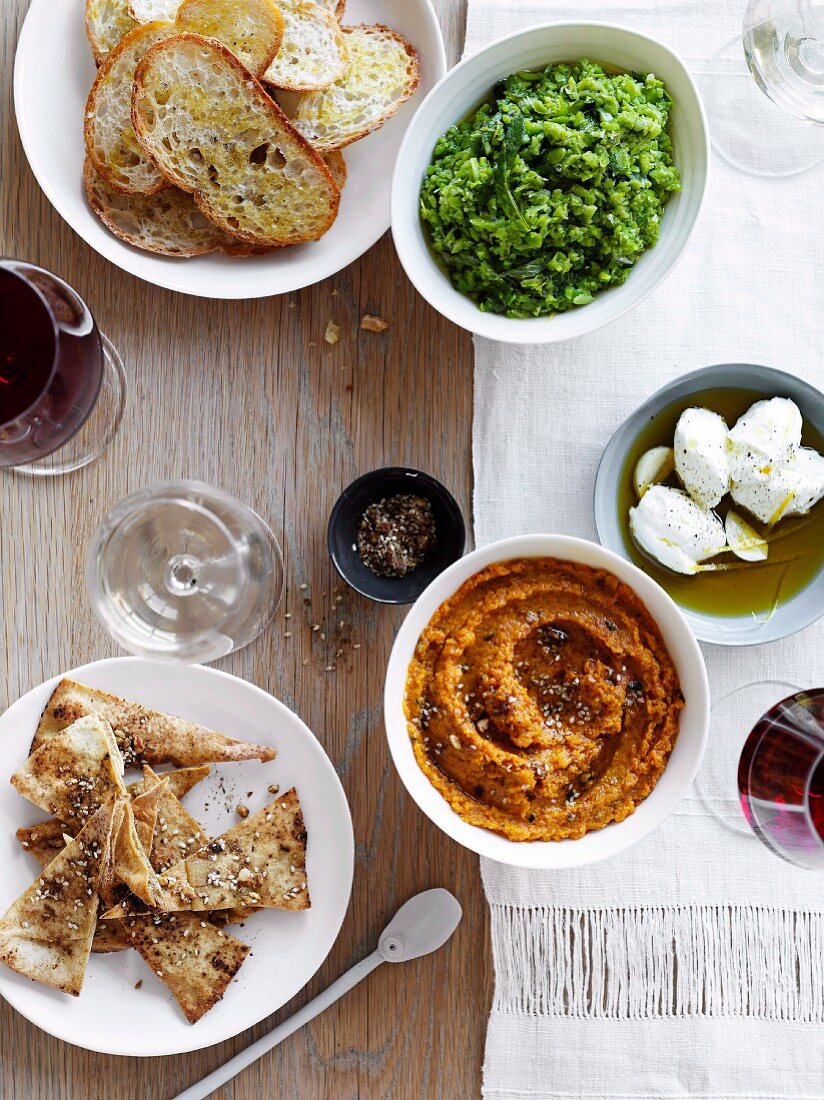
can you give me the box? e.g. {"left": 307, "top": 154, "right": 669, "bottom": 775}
{"left": 698, "top": 37, "right": 824, "bottom": 178}
{"left": 11, "top": 333, "right": 127, "bottom": 477}
{"left": 696, "top": 679, "right": 802, "bottom": 836}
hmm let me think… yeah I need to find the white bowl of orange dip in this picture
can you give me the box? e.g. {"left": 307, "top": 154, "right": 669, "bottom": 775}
{"left": 384, "top": 534, "right": 709, "bottom": 869}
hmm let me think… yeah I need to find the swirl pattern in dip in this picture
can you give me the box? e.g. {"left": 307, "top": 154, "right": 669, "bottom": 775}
{"left": 403, "top": 557, "right": 684, "bottom": 841}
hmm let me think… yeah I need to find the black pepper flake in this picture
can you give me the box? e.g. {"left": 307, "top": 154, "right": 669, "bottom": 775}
{"left": 356, "top": 494, "right": 437, "bottom": 578}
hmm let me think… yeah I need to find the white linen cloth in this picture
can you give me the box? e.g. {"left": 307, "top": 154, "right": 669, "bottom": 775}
{"left": 465, "top": 1, "right": 824, "bottom": 1097}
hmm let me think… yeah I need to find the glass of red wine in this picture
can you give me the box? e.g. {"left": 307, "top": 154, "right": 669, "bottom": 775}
{"left": 0, "top": 257, "right": 126, "bottom": 476}
{"left": 738, "top": 688, "right": 824, "bottom": 869}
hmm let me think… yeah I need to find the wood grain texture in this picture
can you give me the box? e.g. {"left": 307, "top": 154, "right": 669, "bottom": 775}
{"left": 0, "top": 0, "right": 488, "bottom": 1097}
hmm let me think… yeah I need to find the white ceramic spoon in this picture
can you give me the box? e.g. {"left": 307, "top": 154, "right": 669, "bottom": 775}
{"left": 173, "top": 889, "right": 463, "bottom": 1100}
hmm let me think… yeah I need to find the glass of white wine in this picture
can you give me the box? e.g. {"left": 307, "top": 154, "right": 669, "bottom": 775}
{"left": 701, "top": 0, "right": 824, "bottom": 176}
{"left": 87, "top": 481, "right": 284, "bottom": 663}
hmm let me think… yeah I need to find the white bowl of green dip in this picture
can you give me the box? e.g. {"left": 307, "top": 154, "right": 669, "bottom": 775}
{"left": 392, "top": 21, "right": 709, "bottom": 343}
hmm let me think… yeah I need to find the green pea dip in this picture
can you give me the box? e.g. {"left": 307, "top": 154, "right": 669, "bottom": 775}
{"left": 419, "top": 60, "right": 682, "bottom": 319}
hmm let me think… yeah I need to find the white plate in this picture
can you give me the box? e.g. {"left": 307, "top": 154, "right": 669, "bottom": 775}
{"left": 13, "top": 0, "right": 446, "bottom": 299}
{"left": 0, "top": 657, "right": 354, "bottom": 1056}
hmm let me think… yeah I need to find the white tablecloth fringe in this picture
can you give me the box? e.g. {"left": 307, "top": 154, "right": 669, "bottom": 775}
{"left": 490, "top": 903, "right": 824, "bottom": 1022}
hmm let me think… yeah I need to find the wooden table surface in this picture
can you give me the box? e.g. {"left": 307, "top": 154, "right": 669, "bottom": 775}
{"left": 0, "top": 1, "right": 489, "bottom": 1096}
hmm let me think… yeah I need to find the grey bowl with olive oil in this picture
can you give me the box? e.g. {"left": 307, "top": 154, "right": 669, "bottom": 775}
{"left": 594, "top": 363, "right": 824, "bottom": 646}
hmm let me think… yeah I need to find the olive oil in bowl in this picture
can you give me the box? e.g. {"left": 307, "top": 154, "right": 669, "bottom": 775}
{"left": 617, "top": 387, "right": 824, "bottom": 620}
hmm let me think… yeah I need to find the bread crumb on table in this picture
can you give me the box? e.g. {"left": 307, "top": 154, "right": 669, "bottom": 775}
{"left": 360, "top": 314, "right": 389, "bottom": 333}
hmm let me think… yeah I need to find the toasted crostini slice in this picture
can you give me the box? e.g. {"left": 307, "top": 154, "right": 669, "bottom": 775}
{"left": 292, "top": 23, "right": 419, "bottom": 151}
{"left": 131, "top": 33, "right": 340, "bottom": 246}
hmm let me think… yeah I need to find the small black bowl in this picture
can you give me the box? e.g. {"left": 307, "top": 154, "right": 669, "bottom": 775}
{"left": 327, "top": 467, "right": 467, "bottom": 604}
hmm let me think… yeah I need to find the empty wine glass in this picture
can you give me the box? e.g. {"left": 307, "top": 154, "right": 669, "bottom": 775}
{"left": 0, "top": 257, "right": 126, "bottom": 475}
{"left": 87, "top": 481, "right": 284, "bottom": 663}
{"left": 699, "top": 0, "right": 824, "bottom": 177}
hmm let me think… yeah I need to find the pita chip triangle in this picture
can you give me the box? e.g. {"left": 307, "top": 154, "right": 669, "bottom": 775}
{"left": 127, "top": 764, "right": 211, "bottom": 802}
{"left": 11, "top": 714, "right": 126, "bottom": 831}
{"left": 142, "top": 766, "right": 209, "bottom": 874}
{"left": 126, "top": 913, "right": 250, "bottom": 1023}
{"left": 89, "top": 780, "right": 165, "bottom": 948}
{"left": 130, "top": 778, "right": 167, "bottom": 861}
{"left": 97, "top": 799, "right": 127, "bottom": 905}
{"left": 100, "top": 800, "right": 167, "bottom": 910}
{"left": 32, "top": 679, "right": 276, "bottom": 767}
{"left": 104, "top": 788, "right": 309, "bottom": 918}
{"left": 92, "top": 918, "right": 130, "bottom": 954}
{"left": 16, "top": 818, "right": 70, "bottom": 867}
{"left": 0, "top": 797, "right": 120, "bottom": 995}
{"left": 12, "top": 870, "right": 131, "bottom": 952}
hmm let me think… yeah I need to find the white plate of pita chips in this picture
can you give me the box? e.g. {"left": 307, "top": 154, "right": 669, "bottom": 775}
{"left": 0, "top": 657, "right": 353, "bottom": 1056}
{"left": 13, "top": 0, "right": 446, "bottom": 298}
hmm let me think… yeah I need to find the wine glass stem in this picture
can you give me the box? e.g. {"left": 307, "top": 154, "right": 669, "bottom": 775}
{"left": 165, "top": 555, "right": 202, "bottom": 595}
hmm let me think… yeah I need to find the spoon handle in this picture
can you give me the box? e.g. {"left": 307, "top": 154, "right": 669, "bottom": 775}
{"left": 172, "top": 951, "right": 384, "bottom": 1100}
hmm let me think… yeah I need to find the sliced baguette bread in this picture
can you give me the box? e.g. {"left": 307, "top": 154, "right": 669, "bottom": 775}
{"left": 128, "top": 0, "right": 179, "bottom": 21}
{"left": 322, "top": 149, "right": 346, "bottom": 190}
{"left": 176, "top": 0, "right": 284, "bottom": 77}
{"left": 85, "top": 22, "right": 174, "bottom": 195}
{"left": 293, "top": 24, "right": 419, "bottom": 151}
{"left": 263, "top": 1, "right": 347, "bottom": 93}
{"left": 309, "top": 0, "right": 344, "bottom": 16}
{"left": 132, "top": 33, "right": 340, "bottom": 246}
{"left": 324, "top": 0, "right": 345, "bottom": 19}
{"left": 86, "top": 0, "right": 138, "bottom": 63}
{"left": 84, "top": 158, "right": 237, "bottom": 255}
{"left": 86, "top": 2, "right": 285, "bottom": 196}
